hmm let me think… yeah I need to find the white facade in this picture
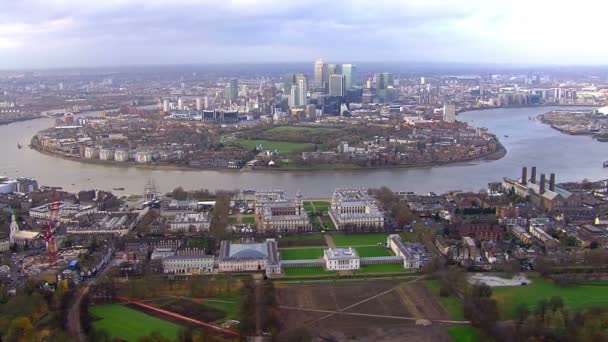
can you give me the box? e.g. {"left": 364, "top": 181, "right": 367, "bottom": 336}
{"left": 135, "top": 151, "right": 154, "bottom": 163}
{"left": 324, "top": 248, "right": 360, "bottom": 271}
{"left": 387, "top": 234, "right": 425, "bottom": 269}
{"left": 163, "top": 255, "right": 214, "bottom": 274}
{"left": 114, "top": 149, "right": 129, "bottom": 162}
{"left": 99, "top": 148, "right": 114, "bottom": 161}
{"left": 329, "top": 188, "right": 384, "bottom": 230}
{"left": 218, "top": 239, "right": 281, "bottom": 275}
{"left": 84, "top": 146, "right": 98, "bottom": 159}
{"left": 168, "top": 212, "right": 211, "bottom": 232}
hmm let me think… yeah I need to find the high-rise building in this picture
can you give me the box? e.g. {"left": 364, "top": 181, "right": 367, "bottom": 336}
{"left": 377, "top": 73, "right": 393, "bottom": 90}
{"left": 314, "top": 59, "right": 325, "bottom": 88}
{"left": 329, "top": 74, "right": 346, "bottom": 97}
{"left": 230, "top": 79, "right": 239, "bottom": 101}
{"left": 177, "top": 97, "right": 183, "bottom": 110}
{"left": 286, "top": 73, "right": 308, "bottom": 107}
{"left": 196, "top": 97, "right": 202, "bottom": 111}
{"left": 341, "top": 64, "right": 355, "bottom": 90}
{"left": 203, "top": 96, "right": 209, "bottom": 110}
{"left": 443, "top": 104, "right": 456, "bottom": 123}
{"left": 162, "top": 99, "right": 170, "bottom": 113}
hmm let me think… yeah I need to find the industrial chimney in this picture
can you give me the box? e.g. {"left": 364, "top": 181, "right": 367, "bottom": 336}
{"left": 521, "top": 167, "right": 528, "bottom": 185}
{"left": 540, "top": 173, "right": 546, "bottom": 194}
{"left": 531, "top": 166, "right": 537, "bottom": 184}
{"left": 549, "top": 173, "right": 556, "bottom": 192}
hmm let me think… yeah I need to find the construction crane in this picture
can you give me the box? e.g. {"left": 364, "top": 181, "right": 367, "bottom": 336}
{"left": 44, "top": 191, "right": 60, "bottom": 265}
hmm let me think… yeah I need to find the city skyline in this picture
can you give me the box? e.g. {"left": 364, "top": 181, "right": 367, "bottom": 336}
{"left": 1, "top": 0, "right": 608, "bottom": 69}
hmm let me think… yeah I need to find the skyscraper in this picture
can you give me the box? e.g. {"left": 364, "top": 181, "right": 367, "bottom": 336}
{"left": 196, "top": 97, "right": 202, "bottom": 111}
{"left": 177, "top": 97, "right": 183, "bottom": 110}
{"left": 443, "top": 104, "right": 456, "bottom": 123}
{"left": 314, "top": 59, "right": 324, "bottom": 88}
{"left": 377, "top": 72, "right": 393, "bottom": 90}
{"left": 286, "top": 73, "right": 308, "bottom": 106}
{"left": 162, "top": 99, "right": 170, "bottom": 113}
{"left": 230, "top": 79, "right": 239, "bottom": 101}
{"left": 341, "top": 64, "right": 355, "bottom": 90}
{"left": 329, "top": 74, "right": 345, "bottom": 97}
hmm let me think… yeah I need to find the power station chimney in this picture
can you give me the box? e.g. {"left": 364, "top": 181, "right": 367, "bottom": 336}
{"left": 540, "top": 173, "right": 546, "bottom": 194}
{"left": 531, "top": 166, "right": 537, "bottom": 184}
{"left": 521, "top": 167, "right": 528, "bottom": 185}
{"left": 549, "top": 173, "right": 556, "bottom": 192}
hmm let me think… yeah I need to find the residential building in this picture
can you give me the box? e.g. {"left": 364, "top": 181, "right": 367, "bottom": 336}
{"left": 443, "top": 104, "right": 456, "bottom": 123}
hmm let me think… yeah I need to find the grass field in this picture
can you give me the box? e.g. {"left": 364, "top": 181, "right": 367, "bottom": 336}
{"left": 284, "top": 267, "right": 336, "bottom": 276}
{"left": 447, "top": 326, "right": 481, "bottom": 342}
{"left": 425, "top": 279, "right": 466, "bottom": 320}
{"left": 355, "top": 246, "right": 392, "bottom": 257}
{"left": 90, "top": 304, "right": 182, "bottom": 341}
{"left": 241, "top": 216, "right": 255, "bottom": 224}
{"left": 200, "top": 292, "right": 241, "bottom": 321}
{"left": 280, "top": 234, "right": 325, "bottom": 241}
{"left": 355, "top": 264, "right": 405, "bottom": 274}
{"left": 236, "top": 139, "right": 313, "bottom": 153}
{"left": 332, "top": 233, "right": 387, "bottom": 247}
{"left": 279, "top": 247, "right": 325, "bottom": 260}
{"left": 492, "top": 274, "right": 608, "bottom": 319}
{"left": 266, "top": 126, "right": 338, "bottom": 134}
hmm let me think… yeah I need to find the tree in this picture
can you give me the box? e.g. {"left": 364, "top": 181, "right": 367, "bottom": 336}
{"left": 171, "top": 187, "right": 188, "bottom": 200}
{"left": 515, "top": 303, "right": 530, "bottom": 323}
{"left": 549, "top": 296, "right": 564, "bottom": 311}
{"left": 589, "top": 241, "right": 599, "bottom": 249}
{"left": 6, "top": 316, "right": 34, "bottom": 342}
{"left": 471, "top": 284, "right": 492, "bottom": 298}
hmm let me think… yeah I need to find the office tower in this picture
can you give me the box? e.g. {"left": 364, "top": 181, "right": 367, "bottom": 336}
{"left": 162, "top": 99, "right": 170, "bottom": 113}
{"left": 294, "top": 74, "right": 308, "bottom": 106}
{"left": 420, "top": 77, "right": 425, "bottom": 85}
{"left": 377, "top": 72, "right": 393, "bottom": 90}
{"left": 366, "top": 77, "right": 372, "bottom": 89}
{"left": 341, "top": 64, "right": 355, "bottom": 90}
{"left": 196, "top": 97, "right": 202, "bottom": 111}
{"left": 443, "top": 104, "right": 456, "bottom": 123}
{"left": 314, "top": 59, "right": 324, "bottom": 88}
{"left": 177, "top": 97, "right": 183, "bottom": 110}
{"left": 230, "top": 79, "right": 239, "bottom": 100}
{"left": 203, "top": 96, "right": 209, "bottom": 110}
{"left": 329, "top": 74, "right": 346, "bottom": 97}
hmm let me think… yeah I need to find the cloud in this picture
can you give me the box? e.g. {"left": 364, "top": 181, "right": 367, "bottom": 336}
{"left": 0, "top": 0, "right": 606, "bottom": 68}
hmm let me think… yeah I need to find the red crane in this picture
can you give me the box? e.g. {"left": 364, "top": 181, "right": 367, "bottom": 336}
{"left": 45, "top": 191, "right": 60, "bottom": 265}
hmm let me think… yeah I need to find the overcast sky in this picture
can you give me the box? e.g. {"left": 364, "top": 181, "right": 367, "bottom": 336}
{"left": 0, "top": 0, "right": 605, "bottom": 69}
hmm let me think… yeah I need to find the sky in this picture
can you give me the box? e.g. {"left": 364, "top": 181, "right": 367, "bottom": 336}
{"left": 0, "top": 0, "right": 606, "bottom": 69}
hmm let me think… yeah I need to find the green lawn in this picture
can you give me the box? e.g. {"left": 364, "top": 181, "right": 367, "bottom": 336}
{"left": 355, "top": 264, "right": 405, "bottom": 274}
{"left": 90, "top": 304, "right": 182, "bottom": 342}
{"left": 284, "top": 267, "right": 336, "bottom": 277}
{"left": 279, "top": 247, "right": 325, "bottom": 260}
{"left": 241, "top": 216, "right": 255, "bottom": 224}
{"left": 492, "top": 274, "right": 608, "bottom": 320}
{"left": 236, "top": 139, "right": 313, "bottom": 153}
{"left": 332, "top": 233, "right": 387, "bottom": 247}
{"left": 200, "top": 292, "right": 241, "bottom": 321}
{"left": 425, "top": 279, "right": 466, "bottom": 320}
{"left": 266, "top": 126, "right": 338, "bottom": 134}
{"left": 227, "top": 216, "right": 237, "bottom": 224}
{"left": 447, "top": 326, "right": 481, "bottom": 342}
{"left": 312, "top": 201, "right": 330, "bottom": 211}
{"left": 355, "top": 246, "right": 392, "bottom": 257}
{"left": 320, "top": 214, "right": 336, "bottom": 230}
{"left": 280, "top": 234, "right": 324, "bottom": 241}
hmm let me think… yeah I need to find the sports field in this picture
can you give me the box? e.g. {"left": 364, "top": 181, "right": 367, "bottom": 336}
{"left": 236, "top": 139, "right": 313, "bottom": 153}
{"left": 90, "top": 304, "right": 182, "bottom": 341}
{"left": 332, "top": 233, "right": 387, "bottom": 247}
{"left": 492, "top": 274, "right": 608, "bottom": 319}
{"left": 355, "top": 246, "right": 392, "bottom": 257}
{"left": 279, "top": 247, "right": 325, "bottom": 260}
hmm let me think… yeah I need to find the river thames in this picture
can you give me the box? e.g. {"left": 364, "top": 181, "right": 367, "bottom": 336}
{"left": 0, "top": 106, "right": 605, "bottom": 196}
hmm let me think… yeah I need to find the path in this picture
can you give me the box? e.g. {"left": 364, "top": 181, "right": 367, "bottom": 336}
{"left": 67, "top": 287, "right": 89, "bottom": 342}
{"left": 324, "top": 234, "right": 336, "bottom": 248}
{"left": 280, "top": 306, "right": 470, "bottom": 324}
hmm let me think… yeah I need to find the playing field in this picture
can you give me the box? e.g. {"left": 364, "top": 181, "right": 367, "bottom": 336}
{"left": 236, "top": 139, "right": 313, "bottom": 153}
{"left": 284, "top": 267, "right": 336, "bottom": 276}
{"left": 332, "top": 233, "right": 387, "bottom": 247}
{"left": 492, "top": 274, "right": 608, "bottom": 319}
{"left": 279, "top": 247, "right": 325, "bottom": 260}
{"left": 90, "top": 304, "right": 182, "bottom": 341}
{"left": 355, "top": 246, "right": 392, "bottom": 257}
{"left": 355, "top": 264, "right": 405, "bottom": 274}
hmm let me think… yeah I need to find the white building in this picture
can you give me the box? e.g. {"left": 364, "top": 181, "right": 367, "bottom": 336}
{"left": 218, "top": 239, "right": 281, "bottom": 275}
{"left": 114, "top": 149, "right": 129, "bottom": 162}
{"left": 168, "top": 212, "right": 211, "bottom": 232}
{"left": 329, "top": 189, "right": 384, "bottom": 230}
{"left": 163, "top": 254, "right": 215, "bottom": 275}
{"left": 99, "top": 148, "right": 114, "bottom": 161}
{"left": 256, "top": 190, "right": 311, "bottom": 233}
{"left": 84, "top": 146, "right": 98, "bottom": 159}
{"left": 387, "top": 234, "right": 426, "bottom": 269}
{"left": 443, "top": 104, "right": 456, "bottom": 123}
{"left": 135, "top": 151, "right": 154, "bottom": 163}
{"left": 324, "top": 248, "right": 360, "bottom": 271}
{"left": 30, "top": 202, "right": 97, "bottom": 220}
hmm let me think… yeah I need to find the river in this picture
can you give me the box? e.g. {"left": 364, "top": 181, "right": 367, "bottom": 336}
{"left": 0, "top": 106, "right": 605, "bottom": 197}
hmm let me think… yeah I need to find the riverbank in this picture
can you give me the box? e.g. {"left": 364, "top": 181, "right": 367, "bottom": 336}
{"left": 30, "top": 138, "right": 506, "bottom": 173}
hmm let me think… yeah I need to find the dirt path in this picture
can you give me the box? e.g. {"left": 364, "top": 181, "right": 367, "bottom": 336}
{"left": 324, "top": 234, "right": 336, "bottom": 248}
{"left": 67, "top": 286, "right": 89, "bottom": 342}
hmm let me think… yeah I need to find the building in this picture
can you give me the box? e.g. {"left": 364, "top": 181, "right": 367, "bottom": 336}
{"left": 84, "top": 146, "right": 98, "bottom": 159}
{"left": 67, "top": 212, "right": 139, "bottom": 236}
{"left": 9, "top": 212, "right": 42, "bottom": 248}
{"left": 163, "top": 253, "right": 214, "bottom": 275}
{"left": 314, "top": 59, "right": 325, "bottom": 88}
{"left": 218, "top": 239, "right": 281, "bottom": 275}
{"left": 114, "top": 149, "right": 129, "bottom": 162}
{"left": 502, "top": 167, "right": 579, "bottom": 210}
{"left": 329, "top": 74, "right": 345, "bottom": 97}
{"left": 443, "top": 104, "right": 456, "bottom": 123}
{"left": 229, "top": 79, "right": 239, "bottom": 101}
{"left": 177, "top": 97, "right": 183, "bottom": 110}
{"left": 256, "top": 190, "right": 311, "bottom": 233}
{"left": 168, "top": 212, "right": 211, "bottom": 232}
{"left": 15, "top": 177, "right": 38, "bottom": 193}
{"left": 387, "top": 234, "right": 426, "bottom": 268}
{"left": 196, "top": 97, "right": 202, "bottom": 111}
{"left": 324, "top": 248, "right": 360, "bottom": 271}
{"left": 510, "top": 225, "right": 532, "bottom": 244}
{"left": 99, "top": 148, "right": 114, "bottom": 161}
{"left": 30, "top": 202, "right": 97, "bottom": 220}
{"left": 341, "top": 64, "right": 355, "bottom": 90}
{"left": 377, "top": 72, "right": 393, "bottom": 90}
{"left": 457, "top": 221, "right": 504, "bottom": 241}
{"left": 329, "top": 188, "right": 384, "bottom": 231}
{"left": 162, "top": 99, "right": 170, "bottom": 113}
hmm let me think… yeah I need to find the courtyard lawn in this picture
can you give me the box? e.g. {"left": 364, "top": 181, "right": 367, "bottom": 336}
{"left": 90, "top": 304, "right": 182, "bottom": 342}
{"left": 284, "top": 267, "right": 336, "bottom": 277}
{"left": 279, "top": 247, "right": 325, "bottom": 260}
{"left": 355, "top": 246, "right": 392, "bottom": 257}
{"left": 332, "top": 233, "right": 388, "bottom": 247}
{"left": 492, "top": 274, "right": 608, "bottom": 320}
{"left": 447, "top": 326, "right": 481, "bottom": 342}
{"left": 236, "top": 139, "right": 313, "bottom": 153}
{"left": 355, "top": 264, "right": 405, "bottom": 274}
{"left": 312, "top": 201, "right": 330, "bottom": 211}
{"left": 320, "top": 214, "right": 336, "bottom": 230}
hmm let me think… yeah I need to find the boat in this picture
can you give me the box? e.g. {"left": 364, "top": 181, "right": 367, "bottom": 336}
{"left": 504, "top": 135, "right": 509, "bottom": 138}
{"left": 603, "top": 161, "right": 608, "bottom": 168}
{"left": 17, "top": 143, "right": 22, "bottom": 149}
{"left": 113, "top": 187, "right": 125, "bottom": 191}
